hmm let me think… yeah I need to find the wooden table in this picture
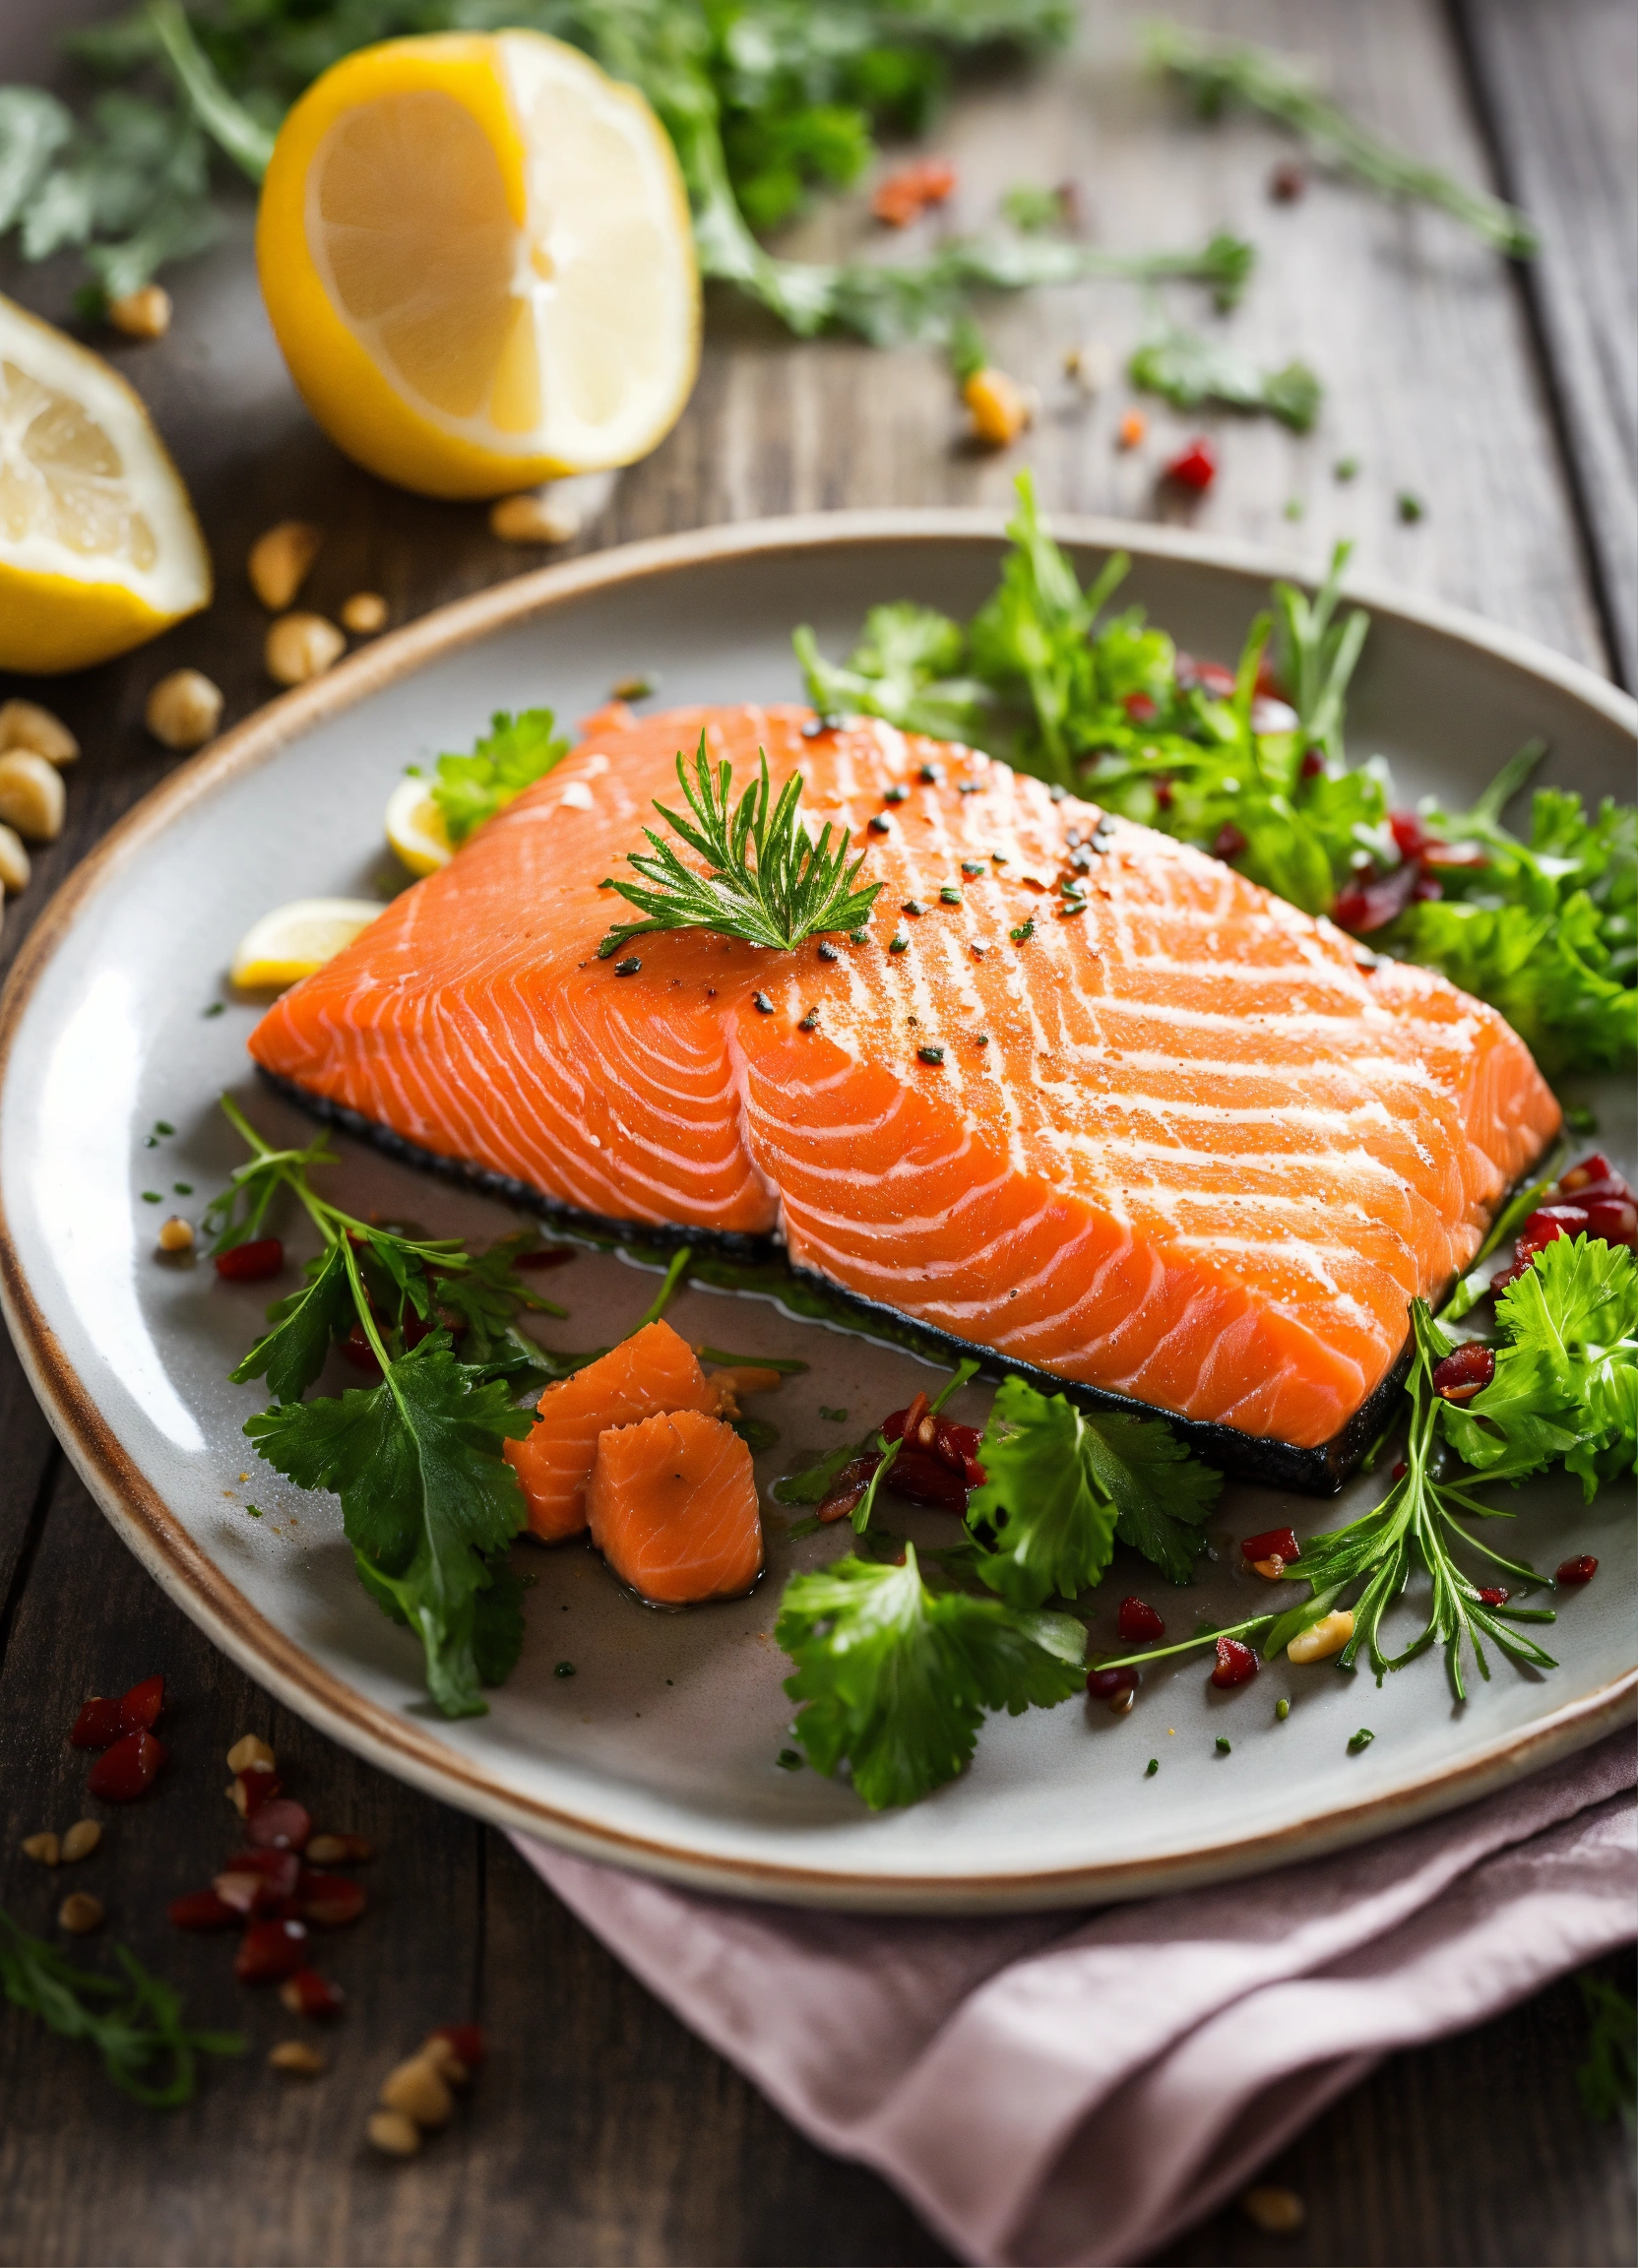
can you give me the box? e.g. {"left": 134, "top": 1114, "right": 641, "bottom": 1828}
{"left": 1, "top": 3, "right": 1633, "bottom": 2259}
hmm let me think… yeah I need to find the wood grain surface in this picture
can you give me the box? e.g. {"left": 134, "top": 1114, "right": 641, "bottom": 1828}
{"left": 0, "top": 1, "right": 1633, "bottom": 2261}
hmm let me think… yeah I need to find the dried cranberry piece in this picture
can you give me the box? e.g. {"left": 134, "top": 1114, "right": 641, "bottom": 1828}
{"left": 117, "top": 1672, "right": 164, "bottom": 1733}
{"left": 215, "top": 1237, "right": 284, "bottom": 1282}
{"left": 1212, "top": 822, "right": 1247, "bottom": 862}
{"left": 87, "top": 1728, "right": 166, "bottom": 1801}
{"left": 1117, "top": 1598, "right": 1166, "bottom": 1643}
{"left": 1582, "top": 1196, "right": 1638, "bottom": 1245}
{"left": 246, "top": 1797, "right": 312, "bottom": 1852}
{"left": 168, "top": 1888, "right": 239, "bottom": 1931}
{"left": 1123, "top": 691, "right": 1159, "bottom": 724}
{"left": 1389, "top": 808, "right": 1433, "bottom": 862}
{"left": 1475, "top": 1587, "right": 1511, "bottom": 1606}
{"left": 295, "top": 1871, "right": 366, "bottom": 1927}
{"left": 281, "top": 1968, "right": 346, "bottom": 2018}
{"left": 816, "top": 1453, "right": 881, "bottom": 1525}
{"left": 342, "top": 1322, "right": 382, "bottom": 1375}
{"left": 1211, "top": 1637, "right": 1259, "bottom": 1689}
{"left": 235, "top": 1918, "right": 309, "bottom": 1984}
{"left": 1556, "top": 1555, "right": 1599, "bottom": 1586}
{"left": 1241, "top": 1527, "right": 1300, "bottom": 1565}
{"left": 1154, "top": 779, "right": 1174, "bottom": 811}
{"left": 223, "top": 1849, "right": 301, "bottom": 1896}
{"left": 1087, "top": 1666, "right": 1139, "bottom": 1701}
{"left": 1489, "top": 1257, "right": 1532, "bottom": 1294}
{"left": 1391, "top": 1460, "right": 1409, "bottom": 1481}
{"left": 886, "top": 1448, "right": 969, "bottom": 1514}
{"left": 430, "top": 2022, "right": 487, "bottom": 2070}
{"left": 1333, "top": 858, "right": 1424, "bottom": 935}
{"left": 1299, "top": 748, "right": 1326, "bottom": 781}
{"left": 1430, "top": 1343, "right": 1495, "bottom": 1404}
{"left": 880, "top": 1394, "right": 929, "bottom": 1446}
{"left": 1559, "top": 1154, "right": 1615, "bottom": 1191}
{"left": 1166, "top": 438, "right": 1218, "bottom": 492}
{"left": 214, "top": 1869, "right": 293, "bottom": 1919}
{"left": 69, "top": 1696, "right": 125, "bottom": 1749}
{"left": 234, "top": 1761, "right": 282, "bottom": 1814}
{"left": 1176, "top": 656, "right": 1237, "bottom": 699}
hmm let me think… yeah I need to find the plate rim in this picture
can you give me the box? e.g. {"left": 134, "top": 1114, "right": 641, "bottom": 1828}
{"left": 2, "top": 507, "right": 1633, "bottom": 1914}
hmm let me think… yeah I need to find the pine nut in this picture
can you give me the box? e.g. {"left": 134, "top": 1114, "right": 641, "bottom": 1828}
{"left": 0, "top": 824, "right": 31, "bottom": 894}
{"left": 1252, "top": 1554, "right": 1286, "bottom": 1580}
{"left": 367, "top": 2109, "right": 423, "bottom": 2158}
{"left": 157, "top": 1216, "right": 195, "bottom": 1254}
{"left": 380, "top": 2054, "right": 453, "bottom": 2128}
{"left": 145, "top": 668, "right": 223, "bottom": 751}
{"left": 107, "top": 284, "right": 172, "bottom": 340}
{"left": 266, "top": 613, "right": 346, "bottom": 687}
{"left": 23, "top": 1832, "right": 60, "bottom": 1866}
{"left": 0, "top": 751, "right": 65, "bottom": 843}
{"left": 963, "top": 367, "right": 1032, "bottom": 448}
{"left": 1287, "top": 1609, "right": 1355, "bottom": 1665}
{"left": 227, "top": 1778, "right": 247, "bottom": 1813}
{"left": 270, "top": 2040, "right": 327, "bottom": 2076}
{"left": 0, "top": 700, "right": 78, "bottom": 765}
{"left": 1241, "top": 2185, "right": 1306, "bottom": 2235}
{"left": 58, "top": 1892, "right": 103, "bottom": 1933}
{"left": 249, "top": 522, "right": 324, "bottom": 612}
{"left": 489, "top": 492, "right": 581, "bottom": 545}
{"left": 60, "top": 1819, "right": 101, "bottom": 1862}
{"left": 306, "top": 1833, "right": 373, "bottom": 1865}
{"left": 340, "top": 592, "right": 388, "bottom": 635}
{"left": 226, "top": 1733, "right": 276, "bottom": 1774}
{"left": 1109, "top": 1685, "right": 1136, "bottom": 1717}
{"left": 420, "top": 2036, "right": 471, "bottom": 2087}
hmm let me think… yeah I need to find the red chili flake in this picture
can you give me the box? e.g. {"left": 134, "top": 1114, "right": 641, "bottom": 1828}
{"left": 1154, "top": 779, "right": 1174, "bottom": 811}
{"left": 816, "top": 1454, "right": 881, "bottom": 1525}
{"left": 1584, "top": 1195, "right": 1638, "bottom": 1245}
{"left": 234, "top": 1761, "right": 282, "bottom": 1815}
{"left": 1430, "top": 1342, "right": 1495, "bottom": 1404}
{"left": 117, "top": 1672, "right": 164, "bottom": 1733}
{"left": 1241, "top": 1527, "right": 1300, "bottom": 1565}
{"left": 512, "top": 1247, "right": 575, "bottom": 1271}
{"left": 245, "top": 1797, "right": 312, "bottom": 1853}
{"left": 1211, "top": 1636, "right": 1259, "bottom": 1688}
{"left": 68, "top": 1696, "right": 125, "bottom": 1749}
{"left": 295, "top": 1870, "right": 366, "bottom": 1927}
{"left": 235, "top": 1918, "right": 309, "bottom": 1984}
{"left": 281, "top": 1968, "right": 346, "bottom": 2019}
{"left": 1475, "top": 1587, "right": 1511, "bottom": 1606}
{"left": 1212, "top": 822, "right": 1247, "bottom": 862}
{"left": 1123, "top": 691, "right": 1159, "bottom": 724}
{"left": 430, "top": 2022, "right": 487, "bottom": 2070}
{"left": 884, "top": 1446, "right": 970, "bottom": 1513}
{"left": 1555, "top": 1555, "right": 1599, "bottom": 1586}
{"left": 168, "top": 1888, "right": 239, "bottom": 1931}
{"left": 1117, "top": 1597, "right": 1166, "bottom": 1643}
{"left": 213, "top": 1868, "right": 292, "bottom": 1920}
{"left": 1166, "top": 438, "right": 1218, "bottom": 492}
{"left": 342, "top": 1321, "right": 382, "bottom": 1375}
{"left": 1299, "top": 748, "right": 1326, "bottom": 781}
{"left": 87, "top": 1728, "right": 166, "bottom": 1802}
{"left": 222, "top": 1849, "right": 301, "bottom": 1894}
{"left": 1086, "top": 1666, "right": 1139, "bottom": 1701}
{"left": 215, "top": 1237, "right": 284, "bottom": 1282}
{"left": 871, "top": 158, "right": 957, "bottom": 227}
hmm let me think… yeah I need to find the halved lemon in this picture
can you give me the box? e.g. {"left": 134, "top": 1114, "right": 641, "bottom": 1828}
{"left": 231, "top": 897, "right": 382, "bottom": 990}
{"left": 0, "top": 294, "right": 212, "bottom": 673}
{"left": 385, "top": 776, "right": 454, "bottom": 874}
{"left": 256, "top": 32, "right": 700, "bottom": 500}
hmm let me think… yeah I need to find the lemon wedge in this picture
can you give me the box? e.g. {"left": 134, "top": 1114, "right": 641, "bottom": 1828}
{"left": 0, "top": 294, "right": 212, "bottom": 673}
{"left": 231, "top": 897, "right": 382, "bottom": 990}
{"left": 385, "top": 776, "right": 454, "bottom": 874}
{"left": 256, "top": 32, "right": 699, "bottom": 500}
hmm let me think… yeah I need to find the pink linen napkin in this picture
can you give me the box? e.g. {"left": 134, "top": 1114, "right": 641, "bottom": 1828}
{"left": 514, "top": 1732, "right": 1635, "bottom": 2264}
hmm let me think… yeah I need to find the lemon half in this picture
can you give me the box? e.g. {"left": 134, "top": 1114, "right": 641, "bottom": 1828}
{"left": 231, "top": 897, "right": 382, "bottom": 990}
{"left": 0, "top": 294, "right": 212, "bottom": 674}
{"left": 385, "top": 776, "right": 454, "bottom": 874}
{"left": 256, "top": 32, "right": 700, "bottom": 499}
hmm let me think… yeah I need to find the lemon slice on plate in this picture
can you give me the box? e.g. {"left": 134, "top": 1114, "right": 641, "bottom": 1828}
{"left": 385, "top": 777, "right": 454, "bottom": 874}
{"left": 231, "top": 898, "right": 382, "bottom": 990}
{"left": 256, "top": 32, "right": 699, "bottom": 500}
{"left": 0, "top": 294, "right": 212, "bottom": 673}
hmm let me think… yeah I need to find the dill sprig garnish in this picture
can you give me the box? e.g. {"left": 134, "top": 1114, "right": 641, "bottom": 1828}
{"left": 597, "top": 736, "right": 882, "bottom": 958}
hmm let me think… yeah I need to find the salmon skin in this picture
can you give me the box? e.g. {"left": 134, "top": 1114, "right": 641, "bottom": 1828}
{"left": 251, "top": 704, "right": 1560, "bottom": 1487}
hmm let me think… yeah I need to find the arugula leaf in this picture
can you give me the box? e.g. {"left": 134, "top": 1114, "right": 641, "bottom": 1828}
{"left": 793, "top": 607, "right": 991, "bottom": 744}
{"left": 429, "top": 710, "right": 569, "bottom": 848}
{"left": 246, "top": 1336, "right": 534, "bottom": 1719}
{"left": 1129, "top": 325, "right": 1323, "bottom": 430}
{"left": 776, "top": 1542, "right": 1085, "bottom": 1807}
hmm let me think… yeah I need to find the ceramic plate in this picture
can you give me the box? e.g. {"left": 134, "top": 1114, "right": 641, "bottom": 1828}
{"left": 1, "top": 513, "right": 1633, "bottom": 1913}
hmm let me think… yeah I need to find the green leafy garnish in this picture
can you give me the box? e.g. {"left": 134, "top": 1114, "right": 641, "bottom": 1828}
{"left": 1128, "top": 325, "right": 1323, "bottom": 430}
{"left": 776, "top": 1542, "right": 1085, "bottom": 1807}
{"left": 428, "top": 709, "right": 569, "bottom": 849}
{"left": 598, "top": 735, "right": 880, "bottom": 957}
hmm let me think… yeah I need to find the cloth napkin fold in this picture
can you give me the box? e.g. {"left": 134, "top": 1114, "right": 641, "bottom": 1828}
{"left": 516, "top": 1732, "right": 1636, "bottom": 2265}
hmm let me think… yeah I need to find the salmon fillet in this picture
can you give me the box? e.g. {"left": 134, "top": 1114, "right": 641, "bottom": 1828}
{"left": 250, "top": 704, "right": 1561, "bottom": 1457}
{"left": 586, "top": 1408, "right": 764, "bottom": 1606}
{"left": 503, "top": 1319, "right": 721, "bottom": 1542}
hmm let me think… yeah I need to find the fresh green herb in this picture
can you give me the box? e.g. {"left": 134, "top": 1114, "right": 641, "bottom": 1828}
{"left": 202, "top": 1001, "right": 224, "bottom": 1016}
{"left": 1348, "top": 1727, "right": 1375, "bottom": 1752}
{"left": 1397, "top": 490, "right": 1425, "bottom": 524}
{"left": 1144, "top": 1756, "right": 1159, "bottom": 1775}
{"left": 1565, "top": 1105, "right": 1600, "bottom": 1136}
{"left": 426, "top": 709, "right": 569, "bottom": 849}
{"left": 1215, "top": 1735, "right": 1231, "bottom": 1754}
{"left": 776, "top": 1746, "right": 804, "bottom": 1770}
{"left": 776, "top": 1541, "right": 1085, "bottom": 1807}
{"left": 1128, "top": 325, "right": 1323, "bottom": 430}
{"left": 820, "top": 1405, "right": 849, "bottom": 1421}
{"left": 1275, "top": 1696, "right": 1290, "bottom": 1720}
{"left": 698, "top": 1347, "right": 808, "bottom": 1374}
{"left": 850, "top": 1359, "right": 978, "bottom": 1534}
{"left": 1145, "top": 21, "right": 1537, "bottom": 258}
{"left": 173, "top": 1181, "right": 192, "bottom": 1195}
{"left": 245, "top": 1503, "right": 262, "bottom": 1516}
{"left": 1009, "top": 918, "right": 1035, "bottom": 942}
{"left": 142, "top": 1191, "right": 161, "bottom": 1203}
{"left": 1283, "top": 497, "right": 1304, "bottom": 522}
{"left": 154, "top": 1120, "right": 174, "bottom": 1135}
{"left": 0, "top": 1907, "right": 243, "bottom": 2107}
{"left": 1576, "top": 1975, "right": 1637, "bottom": 2128}
{"left": 1334, "top": 455, "right": 1360, "bottom": 480}
{"left": 598, "top": 737, "right": 881, "bottom": 959}
{"left": 1000, "top": 182, "right": 1065, "bottom": 233}
{"left": 554, "top": 1660, "right": 576, "bottom": 1678}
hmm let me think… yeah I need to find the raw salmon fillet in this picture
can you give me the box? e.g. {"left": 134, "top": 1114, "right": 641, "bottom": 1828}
{"left": 586, "top": 1408, "right": 763, "bottom": 1606}
{"left": 251, "top": 703, "right": 1561, "bottom": 1454}
{"left": 503, "top": 1319, "right": 721, "bottom": 1543}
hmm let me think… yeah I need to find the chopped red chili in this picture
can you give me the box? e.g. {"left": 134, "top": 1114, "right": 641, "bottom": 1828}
{"left": 1210, "top": 1636, "right": 1259, "bottom": 1689}
{"left": 1430, "top": 1343, "right": 1495, "bottom": 1404}
{"left": 1555, "top": 1555, "right": 1599, "bottom": 1586}
{"left": 214, "top": 1237, "right": 284, "bottom": 1282}
{"left": 1241, "top": 1527, "right": 1299, "bottom": 1565}
{"left": 86, "top": 1728, "right": 166, "bottom": 1802}
{"left": 1117, "top": 1597, "right": 1166, "bottom": 1643}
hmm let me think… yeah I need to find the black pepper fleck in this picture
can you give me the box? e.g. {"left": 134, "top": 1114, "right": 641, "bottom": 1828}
{"left": 901, "top": 899, "right": 924, "bottom": 916}
{"left": 614, "top": 957, "right": 642, "bottom": 976}
{"left": 883, "top": 784, "right": 910, "bottom": 805}
{"left": 889, "top": 932, "right": 910, "bottom": 954}
{"left": 798, "top": 1007, "right": 819, "bottom": 1031}
{"left": 817, "top": 941, "right": 839, "bottom": 962}
{"left": 961, "top": 860, "right": 985, "bottom": 878}
{"left": 940, "top": 886, "right": 962, "bottom": 906}
{"left": 918, "top": 762, "right": 941, "bottom": 784}
{"left": 868, "top": 815, "right": 891, "bottom": 835}
{"left": 917, "top": 1044, "right": 945, "bottom": 1065}
{"left": 554, "top": 1661, "right": 577, "bottom": 1678}
{"left": 753, "top": 990, "right": 775, "bottom": 1013}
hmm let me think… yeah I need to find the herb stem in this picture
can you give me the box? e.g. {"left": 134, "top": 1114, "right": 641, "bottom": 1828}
{"left": 634, "top": 1247, "right": 692, "bottom": 1333}
{"left": 1092, "top": 1608, "right": 1279, "bottom": 1673}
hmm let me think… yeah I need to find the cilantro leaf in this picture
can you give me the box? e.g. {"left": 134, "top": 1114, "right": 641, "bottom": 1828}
{"left": 1129, "top": 325, "right": 1323, "bottom": 430}
{"left": 430, "top": 709, "right": 569, "bottom": 847}
{"left": 776, "top": 1543, "right": 1085, "bottom": 1807}
{"left": 245, "top": 1337, "right": 534, "bottom": 1718}
{"left": 228, "top": 1241, "right": 350, "bottom": 1404}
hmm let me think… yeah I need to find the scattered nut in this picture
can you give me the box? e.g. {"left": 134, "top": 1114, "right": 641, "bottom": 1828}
{"left": 0, "top": 824, "right": 32, "bottom": 895}
{"left": 107, "top": 284, "right": 172, "bottom": 341}
{"left": 226, "top": 1733, "right": 276, "bottom": 1774}
{"left": 1241, "top": 2185, "right": 1306, "bottom": 2235}
{"left": 1288, "top": 1608, "right": 1356, "bottom": 1665}
{"left": 340, "top": 592, "right": 388, "bottom": 635}
{"left": 23, "top": 1831, "right": 60, "bottom": 1866}
{"left": 1062, "top": 340, "right": 1115, "bottom": 396}
{"left": 367, "top": 2109, "right": 423, "bottom": 2159}
{"left": 58, "top": 1892, "right": 103, "bottom": 1934}
{"left": 1109, "top": 1685, "right": 1136, "bottom": 1717}
{"left": 488, "top": 492, "right": 581, "bottom": 545}
{"left": 0, "top": 751, "right": 65, "bottom": 843}
{"left": 0, "top": 699, "right": 78, "bottom": 765}
{"left": 380, "top": 2053, "right": 454, "bottom": 2129}
{"left": 306, "top": 1832, "right": 374, "bottom": 1865}
{"left": 265, "top": 612, "right": 345, "bottom": 687}
{"left": 60, "top": 1819, "right": 101, "bottom": 1863}
{"left": 158, "top": 1216, "right": 195, "bottom": 1255}
{"left": 249, "top": 522, "right": 325, "bottom": 612}
{"left": 145, "top": 668, "right": 223, "bottom": 752}
{"left": 420, "top": 2035, "right": 470, "bottom": 2087}
{"left": 270, "top": 2040, "right": 328, "bottom": 2077}
{"left": 1251, "top": 1554, "right": 1286, "bottom": 1580}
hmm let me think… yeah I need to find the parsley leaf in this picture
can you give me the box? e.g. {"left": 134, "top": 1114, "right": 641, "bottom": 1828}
{"left": 229, "top": 1240, "right": 350, "bottom": 1405}
{"left": 430, "top": 709, "right": 569, "bottom": 847}
{"left": 793, "top": 606, "right": 991, "bottom": 744}
{"left": 776, "top": 1543, "right": 1085, "bottom": 1807}
{"left": 1129, "top": 325, "right": 1323, "bottom": 430}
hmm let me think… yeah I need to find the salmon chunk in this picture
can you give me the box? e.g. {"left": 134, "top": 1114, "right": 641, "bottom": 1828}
{"left": 504, "top": 1319, "right": 720, "bottom": 1543}
{"left": 586, "top": 1408, "right": 763, "bottom": 1606}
